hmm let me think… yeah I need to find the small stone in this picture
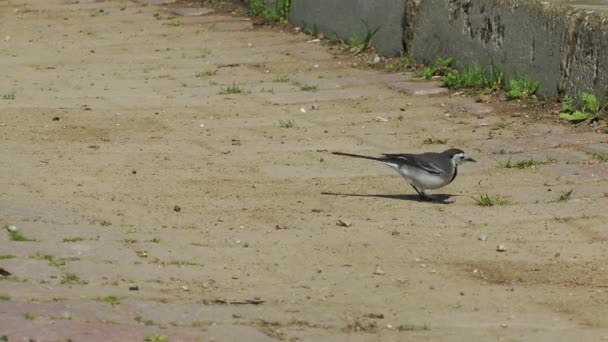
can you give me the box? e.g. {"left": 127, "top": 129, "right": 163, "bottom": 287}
{"left": 336, "top": 219, "right": 351, "bottom": 227}
{"left": 128, "top": 284, "right": 139, "bottom": 291}
{"left": 180, "top": 285, "right": 189, "bottom": 291}
{"left": 52, "top": 116, "right": 60, "bottom": 121}
{"left": 373, "top": 265, "right": 385, "bottom": 275}
{"left": 391, "top": 231, "right": 400, "bottom": 236}
{"left": 373, "top": 55, "right": 381, "bottom": 64}
{"left": 478, "top": 234, "right": 488, "bottom": 242}
{"left": 311, "top": 104, "right": 319, "bottom": 110}
{"left": 496, "top": 244, "right": 508, "bottom": 252}
{"left": 173, "top": 205, "right": 181, "bottom": 212}
{"left": 300, "top": 107, "right": 306, "bottom": 113}
{"left": 6, "top": 225, "right": 17, "bottom": 232}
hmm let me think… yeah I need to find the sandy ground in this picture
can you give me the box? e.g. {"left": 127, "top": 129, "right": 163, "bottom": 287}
{"left": 1, "top": 0, "right": 608, "bottom": 341}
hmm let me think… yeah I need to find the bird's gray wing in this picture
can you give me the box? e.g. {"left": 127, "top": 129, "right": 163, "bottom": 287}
{"left": 382, "top": 153, "right": 444, "bottom": 175}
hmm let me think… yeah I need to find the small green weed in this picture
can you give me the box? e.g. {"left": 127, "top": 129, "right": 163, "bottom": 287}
{"left": 0, "top": 295, "right": 10, "bottom": 301}
{"left": 63, "top": 237, "right": 85, "bottom": 243}
{"left": 145, "top": 334, "right": 168, "bottom": 342}
{"left": 149, "top": 237, "right": 161, "bottom": 243}
{"left": 195, "top": 70, "right": 217, "bottom": 78}
{"left": 385, "top": 55, "right": 416, "bottom": 72}
{"left": 135, "top": 316, "right": 156, "bottom": 326}
{"left": 23, "top": 313, "right": 35, "bottom": 320}
{"left": 423, "top": 136, "right": 448, "bottom": 145}
{"left": 248, "top": 0, "right": 290, "bottom": 24}
{"left": 501, "top": 157, "right": 554, "bottom": 169}
{"left": 498, "top": 119, "right": 510, "bottom": 129}
{"left": 219, "top": 83, "right": 244, "bottom": 95}
{"left": 442, "top": 65, "right": 503, "bottom": 93}
{"left": 0, "top": 255, "right": 16, "bottom": 260}
{"left": 338, "top": 20, "right": 381, "bottom": 55}
{"left": 300, "top": 84, "right": 318, "bottom": 92}
{"left": 507, "top": 77, "right": 540, "bottom": 99}
{"left": 594, "top": 153, "right": 608, "bottom": 162}
{"left": 61, "top": 273, "right": 87, "bottom": 285}
{"left": 303, "top": 23, "right": 320, "bottom": 37}
{"left": 31, "top": 253, "right": 66, "bottom": 267}
{"left": 473, "top": 194, "right": 511, "bottom": 207}
{"left": 419, "top": 56, "right": 454, "bottom": 80}
{"left": 559, "top": 92, "right": 603, "bottom": 123}
{"left": 275, "top": 74, "right": 290, "bottom": 82}
{"left": 101, "top": 295, "right": 120, "bottom": 306}
{"left": 2, "top": 90, "right": 16, "bottom": 100}
{"left": 278, "top": 119, "right": 296, "bottom": 128}
{"left": 557, "top": 189, "right": 573, "bottom": 202}
{"left": 8, "top": 230, "right": 35, "bottom": 242}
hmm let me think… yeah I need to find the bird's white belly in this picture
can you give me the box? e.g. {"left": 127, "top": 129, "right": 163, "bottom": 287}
{"left": 397, "top": 166, "right": 450, "bottom": 190}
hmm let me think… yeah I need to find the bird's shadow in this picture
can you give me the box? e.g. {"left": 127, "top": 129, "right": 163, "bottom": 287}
{"left": 321, "top": 192, "right": 456, "bottom": 204}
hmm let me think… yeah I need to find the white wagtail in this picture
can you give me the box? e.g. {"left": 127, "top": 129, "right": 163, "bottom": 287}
{"left": 332, "top": 148, "right": 476, "bottom": 201}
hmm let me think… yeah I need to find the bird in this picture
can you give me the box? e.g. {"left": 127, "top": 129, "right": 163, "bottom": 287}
{"left": 332, "top": 148, "right": 476, "bottom": 201}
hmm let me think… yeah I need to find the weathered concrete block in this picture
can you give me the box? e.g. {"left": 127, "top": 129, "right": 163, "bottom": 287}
{"left": 409, "top": 0, "right": 572, "bottom": 96}
{"left": 289, "top": 0, "right": 406, "bottom": 56}
{"left": 564, "top": 13, "right": 608, "bottom": 102}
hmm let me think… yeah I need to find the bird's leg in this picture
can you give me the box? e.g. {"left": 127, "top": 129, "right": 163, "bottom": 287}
{"left": 411, "top": 185, "right": 433, "bottom": 201}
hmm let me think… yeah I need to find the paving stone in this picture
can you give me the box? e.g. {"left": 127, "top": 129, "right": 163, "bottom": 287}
{"left": 214, "top": 21, "right": 253, "bottom": 31}
{"left": 258, "top": 87, "right": 392, "bottom": 104}
{"left": 170, "top": 7, "right": 214, "bottom": 17}
{"left": 388, "top": 80, "right": 449, "bottom": 96}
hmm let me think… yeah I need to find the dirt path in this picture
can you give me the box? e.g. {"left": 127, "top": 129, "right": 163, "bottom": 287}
{"left": 1, "top": 0, "right": 608, "bottom": 341}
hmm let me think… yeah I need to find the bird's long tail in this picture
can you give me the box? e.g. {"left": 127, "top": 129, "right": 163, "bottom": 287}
{"left": 332, "top": 152, "right": 384, "bottom": 162}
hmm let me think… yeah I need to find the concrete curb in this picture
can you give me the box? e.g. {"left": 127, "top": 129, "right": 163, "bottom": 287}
{"left": 279, "top": 0, "right": 608, "bottom": 100}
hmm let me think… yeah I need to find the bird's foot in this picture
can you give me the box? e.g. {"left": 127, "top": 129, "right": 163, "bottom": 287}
{"left": 419, "top": 193, "right": 453, "bottom": 204}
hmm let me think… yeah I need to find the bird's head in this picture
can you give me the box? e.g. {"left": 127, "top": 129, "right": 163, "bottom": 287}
{"left": 443, "top": 148, "right": 476, "bottom": 166}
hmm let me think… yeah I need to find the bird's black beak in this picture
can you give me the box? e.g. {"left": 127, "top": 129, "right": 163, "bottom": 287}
{"left": 465, "top": 157, "right": 477, "bottom": 163}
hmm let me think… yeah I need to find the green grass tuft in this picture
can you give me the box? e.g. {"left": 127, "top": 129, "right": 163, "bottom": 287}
{"left": 61, "top": 273, "right": 87, "bottom": 285}
{"left": 501, "top": 157, "right": 555, "bottom": 169}
{"left": 63, "top": 237, "right": 85, "bottom": 243}
{"left": 30, "top": 253, "right": 66, "bottom": 267}
{"left": 418, "top": 57, "right": 454, "bottom": 80}
{"left": 278, "top": 119, "right": 296, "bottom": 128}
{"left": 441, "top": 64, "right": 503, "bottom": 93}
{"left": 594, "top": 153, "right": 608, "bottom": 162}
{"left": 557, "top": 189, "right": 573, "bottom": 202}
{"left": 473, "top": 194, "right": 511, "bottom": 207}
{"left": 507, "top": 77, "right": 540, "bottom": 99}
{"left": 219, "top": 83, "right": 244, "bottom": 95}
{"left": 299, "top": 84, "right": 318, "bottom": 92}
{"left": 100, "top": 295, "right": 120, "bottom": 306}
{"left": 385, "top": 55, "right": 416, "bottom": 72}
{"left": 560, "top": 92, "right": 603, "bottom": 123}
{"left": 145, "top": 334, "right": 168, "bottom": 342}
{"left": 8, "top": 230, "right": 35, "bottom": 242}
{"left": 2, "top": 90, "right": 16, "bottom": 100}
{"left": 422, "top": 136, "right": 448, "bottom": 145}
